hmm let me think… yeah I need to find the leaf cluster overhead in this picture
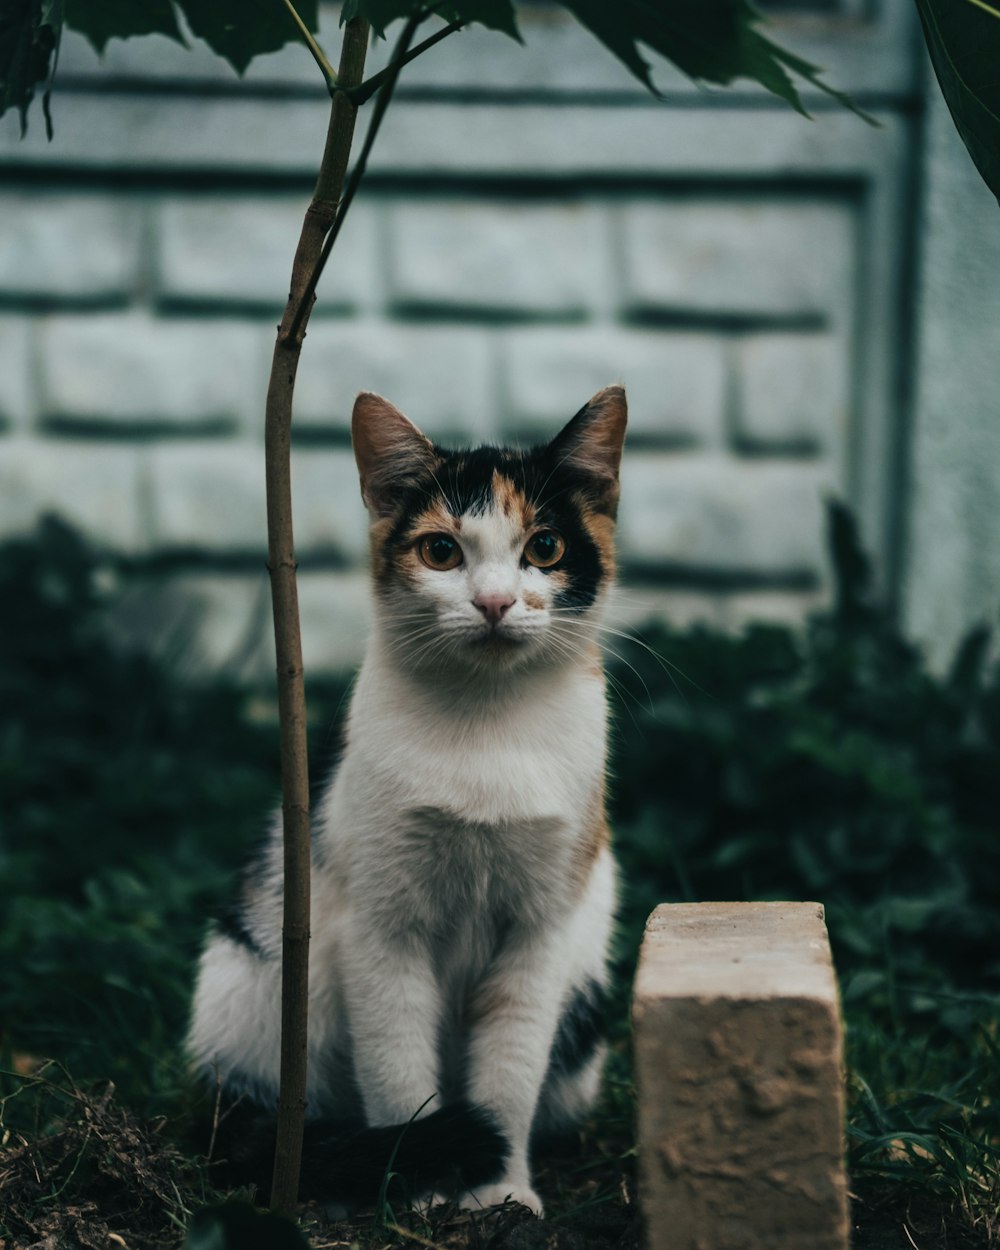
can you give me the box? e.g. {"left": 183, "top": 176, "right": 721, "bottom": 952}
{"left": 3, "top": 0, "right": 862, "bottom": 137}
{"left": 915, "top": 0, "right": 1000, "bottom": 206}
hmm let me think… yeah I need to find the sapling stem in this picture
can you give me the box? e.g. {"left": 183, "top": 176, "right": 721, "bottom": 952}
{"left": 280, "top": 0, "right": 338, "bottom": 90}
{"left": 265, "top": 1, "right": 460, "bottom": 1216}
{"left": 351, "top": 19, "right": 464, "bottom": 106}
{"left": 287, "top": 11, "right": 423, "bottom": 345}
{"left": 264, "top": 13, "right": 369, "bottom": 1218}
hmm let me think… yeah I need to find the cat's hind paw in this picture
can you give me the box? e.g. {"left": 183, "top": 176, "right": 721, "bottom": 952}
{"left": 455, "top": 1181, "right": 544, "bottom": 1217}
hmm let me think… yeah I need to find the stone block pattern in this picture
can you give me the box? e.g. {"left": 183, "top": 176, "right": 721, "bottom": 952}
{"left": 632, "top": 902, "right": 848, "bottom": 1250}
{"left": 0, "top": 10, "right": 898, "bottom": 676}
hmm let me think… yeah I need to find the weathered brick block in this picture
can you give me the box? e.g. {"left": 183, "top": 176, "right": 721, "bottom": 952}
{"left": 294, "top": 321, "right": 496, "bottom": 440}
{"left": 633, "top": 902, "right": 848, "bottom": 1250}
{"left": 0, "top": 436, "right": 146, "bottom": 551}
{"left": 0, "top": 193, "right": 141, "bottom": 301}
{"left": 499, "top": 327, "right": 726, "bottom": 445}
{"left": 40, "top": 314, "right": 267, "bottom": 430}
{"left": 617, "top": 454, "right": 831, "bottom": 578}
{"left": 387, "top": 201, "right": 608, "bottom": 317}
{"left": 0, "top": 318, "right": 34, "bottom": 429}
{"left": 155, "top": 197, "right": 377, "bottom": 312}
{"left": 620, "top": 202, "right": 852, "bottom": 318}
{"left": 733, "top": 333, "right": 847, "bottom": 451}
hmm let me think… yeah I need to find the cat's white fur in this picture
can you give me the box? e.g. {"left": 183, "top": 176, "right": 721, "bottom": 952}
{"left": 187, "top": 389, "right": 626, "bottom": 1214}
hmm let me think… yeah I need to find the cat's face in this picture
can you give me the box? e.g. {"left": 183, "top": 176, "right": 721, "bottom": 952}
{"left": 352, "top": 388, "right": 627, "bottom": 678}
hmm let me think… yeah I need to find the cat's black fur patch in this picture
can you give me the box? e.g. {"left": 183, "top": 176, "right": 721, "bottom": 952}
{"left": 212, "top": 899, "right": 263, "bottom": 957}
{"left": 209, "top": 1096, "right": 508, "bottom": 1207}
{"left": 385, "top": 442, "right": 605, "bottom": 613}
{"left": 547, "top": 979, "right": 607, "bottom": 1079}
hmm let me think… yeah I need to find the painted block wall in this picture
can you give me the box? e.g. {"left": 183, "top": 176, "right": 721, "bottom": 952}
{"left": 0, "top": 2, "right": 923, "bottom": 677}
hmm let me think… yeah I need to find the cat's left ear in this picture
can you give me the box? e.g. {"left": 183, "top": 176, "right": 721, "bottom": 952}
{"left": 548, "top": 385, "right": 627, "bottom": 509}
{"left": 352, "top": 392, "right": 438, "bottom": 517}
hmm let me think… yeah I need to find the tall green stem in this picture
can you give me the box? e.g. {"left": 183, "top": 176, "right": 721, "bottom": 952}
{"left": 264, "top": 14, "right": 369, "bottom": 1218}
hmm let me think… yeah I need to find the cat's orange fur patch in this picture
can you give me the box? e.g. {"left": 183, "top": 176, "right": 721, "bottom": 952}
{"left": 583, "top": 509, "right": 617, "bottom": 578}
{"left": 570, "top": 782, "right": 612, "bottom": 892}
{"left": 466, "top": 980, "right": 522, "bottom": 1030}
{"left": 490, "top": 470, "right": 537, "bottom": 532}
{"left": 368, "top": 516, "right": 395, "bottom": 584}
{"left": 523, "top": 590, "right": 545, "bottom": 611}
{"left": 491, "top": 470, "right": 519, "bottom": 519}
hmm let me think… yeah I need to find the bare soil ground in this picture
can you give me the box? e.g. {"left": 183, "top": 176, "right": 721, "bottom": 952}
{"left": 2, "top": 1080, "right": 994, "bottom": 1250}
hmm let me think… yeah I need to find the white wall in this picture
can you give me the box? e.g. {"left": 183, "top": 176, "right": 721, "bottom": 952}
{"left": 0, "top": 3, "right": 926, "bottom": 677}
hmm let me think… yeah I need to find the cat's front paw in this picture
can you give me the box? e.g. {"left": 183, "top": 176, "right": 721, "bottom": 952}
{"left": 457, "top": 1180, "right": 544, "bottom": 1217}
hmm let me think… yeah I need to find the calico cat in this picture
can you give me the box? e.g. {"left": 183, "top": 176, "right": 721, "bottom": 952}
{"left": 186, "top": 385, "right": 627, "bottom": 1215}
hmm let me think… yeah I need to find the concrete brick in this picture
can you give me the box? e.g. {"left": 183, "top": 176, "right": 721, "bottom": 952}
{"left": 110, "top": 570, "right": 273, "bottom": 681}
{"left": 294, "top": 320, "right": 496, "bottom": 441}
{"left": 604, "top": 583, "right": 730, "bottom": 636}
{"left": 617, "top": 453, "right": 832, "bottom": 579}
{"left": 620, "top": 201, "right": 853, "bottom": 319}
{"left": 724, "top": 589, "right": 829, "bottom": 629}
{"left": 155, "top": 196, "right": 377, "bottom": 312}
{"left": 499, "top": 327, "right": 726, "bottom": 446}
{"left": 148, "top": 445, "right": 368, "bottom": 560}
{"left": 291, "top": 448, "right": 368, "bottom": 561}
{"left": 604, "top": 583, "right": 826, "bottom": 642}
{"left": 387, "top": 201, "right": 608, "bottom": 317}
{"left": 633, "top": 901, "right": 847, "bottom": 1250}
{"left": 733, "top": 333, "right": 847, "bottom": 451}
{"left": 147, "top": 442, "right": 266, "bottom": 552}
{"left": 298, "top": 570, "right": 373, "bottom": 675}
{"left": 40, "top": 314, "right": 267, "bottom": 430}
{"left": 0, "top": 436, "right": 146, "bottom": 551}
{"left": 110, "top": 567, "right": 372, "bottom": 682}
{"left": 0, "top": 318, "right": 34, "bottom": 429}
{"left": 1, "top": 94, "right": 902, "bottom": 182}
{"left": 0, "top": 193, "right": 141, "bottom": 302}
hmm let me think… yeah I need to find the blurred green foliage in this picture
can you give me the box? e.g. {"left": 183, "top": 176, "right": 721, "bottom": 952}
{"left": 610, "top": 503, "right": 1000, "bottom": 1014}
{"left": 0, "top": 516, "right": 346, "bottom": 1106}
{"left": 604, "top": 502, "right": 1000, "bottom": 1214}
{"left": 1, "top": 507, "right": 998, "bottom": 1219}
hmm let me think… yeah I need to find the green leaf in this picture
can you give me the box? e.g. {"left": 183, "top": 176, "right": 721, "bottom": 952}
{"left": 64, "top": 0, "right": 185, "bottom": 55}
{"left": 174, "top": 0, "right": 320, "bottom": 76}
{"left": 559, "top": 0, "right": 869, "bottom": 120}
{"left": 342, "top": 0, "right": 519, "bottom": 41}
{"left": 184, "top": 1202, "right": 312, "bottom": 1250}
{"left": 827, "top": 498, "right": 872, "bottom": 622}
{"left": 915, "top": 0, "right": 1000, "bottom": 206}
{"left": 0, "top": 0, "right": 63, "bottom": 138}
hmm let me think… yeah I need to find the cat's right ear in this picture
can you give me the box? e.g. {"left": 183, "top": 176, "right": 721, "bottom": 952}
{"left": 352, "top": 393, "right": 437, "bottom": 517}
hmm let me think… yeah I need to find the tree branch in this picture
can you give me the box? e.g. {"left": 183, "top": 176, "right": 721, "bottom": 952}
{"left": 286, "top": 12, "right": 423, "bottom": 346}
{"left": 350, "top": 19, "right": 464, "bottom": 107}
{"left": 264, "top": 14, "right": 370, "bottom": 1219}
{"left": 280, "top": 0, "right": 338, "bottom": 91}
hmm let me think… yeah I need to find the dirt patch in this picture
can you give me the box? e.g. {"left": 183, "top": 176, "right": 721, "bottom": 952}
{"left": 0, "top": 1066, "right": 200, "bottom": 1250}
{"left": 850, "top": 1184, "right": 996, "bottom": 1250}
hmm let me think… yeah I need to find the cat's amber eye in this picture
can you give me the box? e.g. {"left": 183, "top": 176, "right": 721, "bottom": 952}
{"left": 523, "top": 530, "right": 566, "bottom": 569}
{"left": 418, "top": 533, "right": 463, "bottom": 570}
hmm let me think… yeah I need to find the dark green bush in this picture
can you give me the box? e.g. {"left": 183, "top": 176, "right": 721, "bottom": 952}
{"left": 0, "top": 517, "right": 345, "bottom": 1106}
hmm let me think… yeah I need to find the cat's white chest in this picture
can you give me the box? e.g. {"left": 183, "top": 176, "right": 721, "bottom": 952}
{"left": 343, "top": 658, "right": 606, "bottom": 829}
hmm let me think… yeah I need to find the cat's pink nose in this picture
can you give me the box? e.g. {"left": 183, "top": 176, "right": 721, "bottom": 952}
{"left": 473, "top": 592, "right": 515, "bottom": 626}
